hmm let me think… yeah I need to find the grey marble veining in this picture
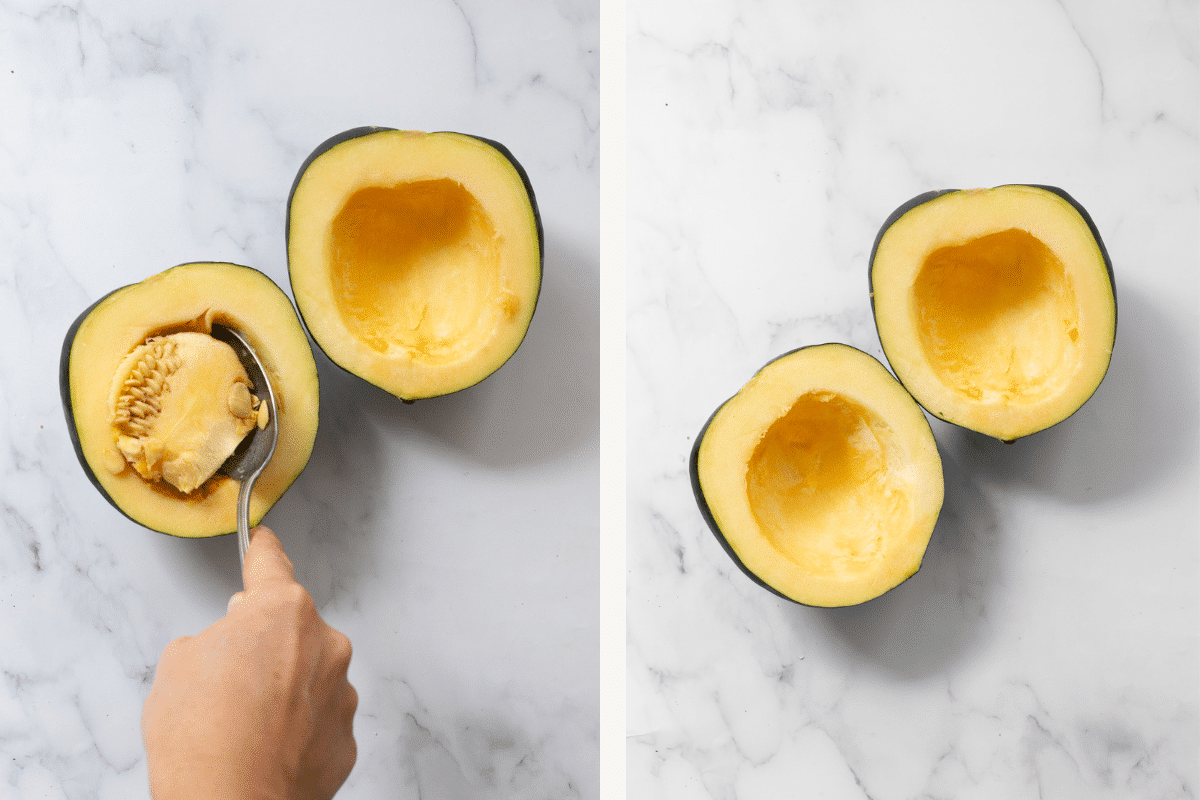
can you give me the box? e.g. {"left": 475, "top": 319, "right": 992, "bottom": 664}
{"left": 627, "top": 1, "right": 1198, "bottom": 798}
{"left": 2, "top": 1, "right": 598, "bottom": 798}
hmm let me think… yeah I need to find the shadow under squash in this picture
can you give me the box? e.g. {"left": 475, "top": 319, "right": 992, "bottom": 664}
{"left": 807, "top": 447, "right": 1003, "bottom": 679}
{"left": 263, "top": 350, "right": 391, "bottom": 608}
{"left": 941, "top": 284, "right": 1198, "bottom": 503}
{"left": 357, "top": 228, "right": 600, "bottom": 470}
{"left": 162, "top": 330, "right": 389, "bottom": 609}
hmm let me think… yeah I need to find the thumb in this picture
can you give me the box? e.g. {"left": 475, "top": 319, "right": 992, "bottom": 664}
{"left": 227, "top": 590, "right": 245, "bottom": 613}
{"left": 241, "top": 525, "right": 296, "bottom": 591}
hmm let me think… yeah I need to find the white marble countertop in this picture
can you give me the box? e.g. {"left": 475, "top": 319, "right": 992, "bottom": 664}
{"left": 626, "top": 1, "right": 1198, "bottom": 798}
{"left": 2, "top": 1, "right": 598, "bottom": 798}
{"left": 5, "top": 0, "right": 1198, "bottom": 797}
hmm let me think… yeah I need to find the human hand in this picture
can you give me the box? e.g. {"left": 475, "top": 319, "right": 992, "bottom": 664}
{"left": 142, "top": 526, "right": 357, "bottom": 800}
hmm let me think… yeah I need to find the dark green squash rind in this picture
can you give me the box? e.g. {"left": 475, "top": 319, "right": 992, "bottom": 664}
{"left": 451, "top": 132, "right": 544, "bottom": 387}
{"left": 284, "top": 127, "right": 545, "bottom": 402}
{"left": 690, "top": 396, "right": 800, "bottom": 606}
{"left": 60, "top": 287, "right": 142, "bottom": 528}
{"left": 1020, "top": 184, "right": 1117, "bottom": 330}
{"left": 689, "top": 343, "right": 932, "bottom": 608}
{"left": 284, "top": 127, "right": 403, "bottom": 396}
{"left": 867, "top": 185, "right": 1118, "bottom": 441}
{"left": 463, "top": 133, "right": 545, "bottom": 267}
{"left": 284, "top": 126, "right": 398, "bottom": 246}
{"left": 866, "top": 189, "right": 957, "bottom": 299}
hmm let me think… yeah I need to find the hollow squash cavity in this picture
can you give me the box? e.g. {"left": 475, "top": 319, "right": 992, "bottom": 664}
{"left": 912, "top": 228, "right": 1080, "bottom": 405}
{"left": 691, "top": 344, "right": 944, "bottom": 606}
{"left": 746, "top": 391, "right": 910, "bottom": 579}
{"left": 330, "top": 179, "right": 501, "bottom": 361}
{"left": 287, "top": 128, "right": 543, "bottom": 401}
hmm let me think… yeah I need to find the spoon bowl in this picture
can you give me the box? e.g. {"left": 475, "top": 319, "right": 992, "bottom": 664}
{"left": 212, "top": 324, "right": 279, "bottom": 573}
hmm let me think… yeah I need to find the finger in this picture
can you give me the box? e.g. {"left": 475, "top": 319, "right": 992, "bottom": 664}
{"left": 152, "top": 634, "right": 194, "bottom": 676}
{"left": 160, "top": 633, "right": 193, "bottom": 658}
{"left": 241, "top": 525, "right": 296, "bottom": 591}
{"left": 327, "top": 627, "right": 353, "bottom": 674}
{"left": 227, "top": 591, "right": 245, "bottom": 613}
{"left": 344, "top": 681, "right": 359, "bottom": 723}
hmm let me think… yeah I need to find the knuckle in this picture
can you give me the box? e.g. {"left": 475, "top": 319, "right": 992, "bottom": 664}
{"left": 331, "top": 629, "right": 353, "bottom": 665}
{"left": 275, "top": 582, "right": 315, "bottom": 617}
{"left": 282, "top": 581, "right": 308, "bottom": 603}
{"left": 297, "top": 585, "right": 317, "bottom": 613}
{"left": 160, "top": 635, "right": 192, "bottom": 658}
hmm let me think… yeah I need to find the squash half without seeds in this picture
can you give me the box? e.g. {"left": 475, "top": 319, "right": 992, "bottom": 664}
{"left": 287, "top": 127, "right": 543, "bottom": 401}
{"left": 60, "top": 262, "right": 319, "bottom": 537}
{"left": 869, "top": 185, "right": 1116, "bottom": 442}
{"left": 690, "top": 344, "right": 944, "bottom": 607}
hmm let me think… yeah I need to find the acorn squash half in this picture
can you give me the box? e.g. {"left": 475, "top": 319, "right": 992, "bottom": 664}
{"left": 869, "top": 185, "right": 1116, "bottom": 441}
{"left": 60, "top": 262, "right": 320, "bottom": 537}
{"left": 690, "top": 344, "right": 944, "bottom": 607}
{"left": 286, "top": 127, "right": 543, "bottom": 401}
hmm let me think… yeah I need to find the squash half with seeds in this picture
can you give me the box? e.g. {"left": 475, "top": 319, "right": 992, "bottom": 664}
{"left": 60, "top": 262, "right": 319, "bottom": 537}
{"left": 286, "top": 127, "right": 543, "bottom": 401}
{"left": 690, "top": 344, "right": 944, "bottom": 607}
{"left": 870, "top": 185, "right": 1116, "bottom": 441}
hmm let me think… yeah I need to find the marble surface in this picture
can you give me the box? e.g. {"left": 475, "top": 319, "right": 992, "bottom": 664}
{"left": 1, "top": 1, "right": 598, "bottom": 798}
{"left": 626, "top": 1, "right": 1198, "bottom": 799}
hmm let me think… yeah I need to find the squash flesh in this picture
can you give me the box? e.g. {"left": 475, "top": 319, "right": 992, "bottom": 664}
{"left": 913, "top": 228, "right": 1081, "bottom": 406}
{"left": 747, "top": 391, "right": 912, "bottom": 581}
{"left": 330, "top": 180, "right": 510, "bottom": 362}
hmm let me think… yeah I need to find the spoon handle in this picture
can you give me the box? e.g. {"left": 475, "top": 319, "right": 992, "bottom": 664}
{"left": 237, "top": 477, "right": 253, "bottom": 576}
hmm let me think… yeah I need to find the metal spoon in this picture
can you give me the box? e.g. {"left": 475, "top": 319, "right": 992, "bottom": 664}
{"left": 212, "top": 324, "right": 279, "bottom": 573}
